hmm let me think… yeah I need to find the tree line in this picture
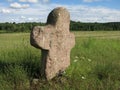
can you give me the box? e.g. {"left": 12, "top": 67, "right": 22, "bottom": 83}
{"left": 0, "top": 22, "right": 45, "bottom": 33}
{"left": 0, "top": 21, "right": 120, "bottom": 33}
{"left": 70, "top": 21, "right": 120, "bottom": 31}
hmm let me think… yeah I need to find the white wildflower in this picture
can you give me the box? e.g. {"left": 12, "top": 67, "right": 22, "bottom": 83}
{"left": 74, "top": 59, "right": 78, "bottom": 62}
{"left": 81, "top": 56, "right": 85, "bottom": 60}
{"left": 81, "top": 76, "right": 85, "bottom": 79}
{"left": 75, "top": 56, "right": 79, "bottom": 59}
{"left": 63, "top": 71, "right": 66, "bottom": 74}
{"left": 88, "top": 58, "right": 92, "bottom": 62}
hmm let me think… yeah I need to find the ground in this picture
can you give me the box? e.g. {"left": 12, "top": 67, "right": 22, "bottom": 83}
{"left": 0, "top": 31, "right": 120, "bottom": 90}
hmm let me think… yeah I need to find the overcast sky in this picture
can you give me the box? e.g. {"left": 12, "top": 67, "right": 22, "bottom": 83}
{"left": 0, "top": 0, "right": 120, "bottom": 23}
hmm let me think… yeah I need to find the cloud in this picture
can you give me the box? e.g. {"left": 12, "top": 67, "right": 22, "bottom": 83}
{"left": 19, "top": 0, "right": 38, "bottom": 3}
{"left": 0, "top": 9, "right": 11, "bottom": 14}
{"left": 28, "top": 17, "right": 34, "bottom": 21}
{"left": 67, "top": 5, "right": 120, "bottom": 22}
{"left": 0, "top": 3, "right": 120, "bottom": 23}
{"left": 10, "top": 2, "right": 30, "bottom": 9}
{"left": 83, "top": 0, "right": 101, "bottom": 3}
{"left": 19, "top": 0, "right": 49, "bottom": 3}
{"left": 21, "top": 16, "right": 26, "bottom": 19}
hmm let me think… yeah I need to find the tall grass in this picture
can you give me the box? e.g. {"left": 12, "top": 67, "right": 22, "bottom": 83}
{"left": 69, "top": 37, "right": 120, "bottom": 90}
{"left": 0, "top": 31, "right": 120, "bottom": 90}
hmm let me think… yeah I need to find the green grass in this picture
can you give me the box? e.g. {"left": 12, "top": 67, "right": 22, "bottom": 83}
{"left": 0, "top": 31, "right": 120, "bottom": 90}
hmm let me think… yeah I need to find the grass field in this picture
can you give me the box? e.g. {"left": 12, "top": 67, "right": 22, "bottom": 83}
{"left": 0, "top": 31, "right": 120, "bottom": 90}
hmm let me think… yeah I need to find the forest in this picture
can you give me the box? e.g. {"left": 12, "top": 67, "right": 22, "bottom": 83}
{"left": 0, "top": 21, "right": 120, "bottom": 33}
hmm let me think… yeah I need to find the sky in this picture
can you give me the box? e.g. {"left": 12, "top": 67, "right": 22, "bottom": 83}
{"left": 0, "top": 0, "right": 120, "bottom": 23}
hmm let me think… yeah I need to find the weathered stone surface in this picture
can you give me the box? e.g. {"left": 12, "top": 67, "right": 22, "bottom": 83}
{"left": 30, "top": 7, "right": 75, "bottom": 80}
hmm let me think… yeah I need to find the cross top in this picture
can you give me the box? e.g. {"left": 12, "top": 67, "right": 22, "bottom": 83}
{"left": 47, "top": 7, "right": 70, "bottom": 32}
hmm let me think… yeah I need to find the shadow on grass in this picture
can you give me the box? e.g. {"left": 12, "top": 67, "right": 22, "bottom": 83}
{"left": 0, "top": 59, "right": 41, "bottom": 79}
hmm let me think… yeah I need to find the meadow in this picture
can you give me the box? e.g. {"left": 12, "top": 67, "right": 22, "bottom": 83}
{"left": 0, "top": 31, "right": 120, "bottom": 90}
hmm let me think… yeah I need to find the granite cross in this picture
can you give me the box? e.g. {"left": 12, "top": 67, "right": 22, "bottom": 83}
{"left": 30, "top": 7, "right": 75, "bottom": 80}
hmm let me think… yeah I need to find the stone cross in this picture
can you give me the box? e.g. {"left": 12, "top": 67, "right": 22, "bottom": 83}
{"left": 30, "top": 7, "right": 75, "bottom": 80}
